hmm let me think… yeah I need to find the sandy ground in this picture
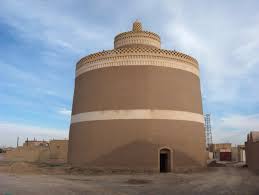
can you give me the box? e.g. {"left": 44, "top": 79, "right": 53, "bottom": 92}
{"left": 0, "top": 154, "right": 259, "bottom": 195}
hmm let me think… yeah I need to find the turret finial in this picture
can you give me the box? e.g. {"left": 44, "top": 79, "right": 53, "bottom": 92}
{"left": 132, "top": 20, "right": 142, "bottom": 32}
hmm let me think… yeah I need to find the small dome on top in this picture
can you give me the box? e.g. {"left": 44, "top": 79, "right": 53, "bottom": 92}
{"left": 132, "top": 20, "right": 142, "bottom": 32}
{"left": 114, "top": 21, "right": 161, "bottom": 49}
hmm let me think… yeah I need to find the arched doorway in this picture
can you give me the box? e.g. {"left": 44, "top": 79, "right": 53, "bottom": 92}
{"left": 160, "top": 148, "right": 171, "bottom": 172}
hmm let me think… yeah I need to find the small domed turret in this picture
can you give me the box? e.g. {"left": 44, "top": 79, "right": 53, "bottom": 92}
{"left": 132, "top": 20, "right": 142, "bottom": 32}
{"left": 114, "top": 21, "right": 161, "bottom": 49}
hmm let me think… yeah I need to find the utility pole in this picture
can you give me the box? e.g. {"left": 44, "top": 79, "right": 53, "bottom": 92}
{"left": 17, "top": 136, "right": 19, "bottom": 148}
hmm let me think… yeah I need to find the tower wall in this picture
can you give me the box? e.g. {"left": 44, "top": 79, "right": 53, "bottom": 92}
{"left": 68, "top": 22, "right": 206, "bottom": 172}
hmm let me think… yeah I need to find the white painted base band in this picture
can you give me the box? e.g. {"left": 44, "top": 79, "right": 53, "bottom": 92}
{"left": 71, "top": 109, "right": 204, "bottom": 124}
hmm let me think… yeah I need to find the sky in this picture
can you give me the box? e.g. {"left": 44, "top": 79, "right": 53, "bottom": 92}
{"left": 0, "top": 0, "right": 259, "bottom": 147}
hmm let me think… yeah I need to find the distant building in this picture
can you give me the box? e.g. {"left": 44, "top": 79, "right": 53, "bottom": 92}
{"left": 68, "top": 21, "right": 206, "bottom": 172}
{"left": 246, "top": 131, "right": 259, "bottom": 172}
{"left": 209, "top": 143, "right": 232, "bottom": 161}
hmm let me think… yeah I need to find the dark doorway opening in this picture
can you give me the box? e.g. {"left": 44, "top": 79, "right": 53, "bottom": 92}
{"left": 160, "top": 149, "right": 171, "bottom": 172}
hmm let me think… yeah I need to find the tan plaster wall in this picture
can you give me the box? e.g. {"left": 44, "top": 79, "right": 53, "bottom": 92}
{"left": 210, "top": 143, "right": 232, "bottom": 152}
{"left": 5, "top": 147, "right": 49, "bottom": 162}
{"left": 72, "top": 66, "right": 203, "bottom": 114}
{"left": 245, "top": 141, "right": 259, "bottom": 172}
{"left": 49, "top": 140, "right": 68, "bottom": 163}
{"left": 5, "top": 140, "right": 68, "bottom": 163}
{"left": 68, "top": 120, "right": 206, "bottom": 171}
{"left": 231, "top": 147, "right": 238, "bottom": 162}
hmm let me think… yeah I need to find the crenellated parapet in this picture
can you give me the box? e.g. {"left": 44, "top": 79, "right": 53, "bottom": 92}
{"left": 76, "top": 47, "right": 199, "bottom": 76}
{"left": 114, "top": 31, "right": 161, "bottom": 49}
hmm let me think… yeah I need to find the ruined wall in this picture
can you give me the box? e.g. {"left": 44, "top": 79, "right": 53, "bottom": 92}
{"left": 49, "top": 140, "right": 68, "bottom": 163}
{"left": 5, "top": 140, "right": 68, "bottom": 163}
{"left": 5, "top": 147, "right": 49, "bottom": 162}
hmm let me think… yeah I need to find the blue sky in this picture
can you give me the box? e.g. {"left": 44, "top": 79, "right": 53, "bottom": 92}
{"left": 0, "top": 0, "right": 259, "bottom": 146}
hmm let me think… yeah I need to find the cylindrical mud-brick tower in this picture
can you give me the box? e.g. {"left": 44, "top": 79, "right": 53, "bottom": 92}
{"left": 68, "top": 21, "right": 206, "bottom": 172}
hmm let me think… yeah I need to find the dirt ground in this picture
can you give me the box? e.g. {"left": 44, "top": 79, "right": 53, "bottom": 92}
{"left": 0, "top": 157, "right": 259, "bottom": 195}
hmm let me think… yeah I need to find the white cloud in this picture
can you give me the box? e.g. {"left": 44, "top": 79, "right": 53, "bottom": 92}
{"left": 1, "top": 62, "right": 38, "bottom": 83}
{"left": 163, "top": 1, "right": 259, "bottom": 105}
{"left": 212, "top": 114, "right": 259, "bottom": 145}
{"left": 220, "top": 114, "right": 259, "bottom": 130}
{"left": 0, "top": 121, "right": 68, "bottom": 147}
{"left": 58, "top": 108, "right": 72, "bottom": 117}
{"left": 161, "top": 1, "right": 259, "bottom": 145}
{"left": 0, "top": 0, "right": 110, "bottom": 54}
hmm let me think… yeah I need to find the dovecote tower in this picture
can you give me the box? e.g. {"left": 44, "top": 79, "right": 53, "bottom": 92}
{"left": 68, "top": 21, "right": 206, "bottom": 172}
